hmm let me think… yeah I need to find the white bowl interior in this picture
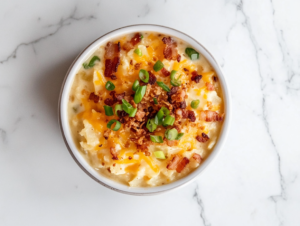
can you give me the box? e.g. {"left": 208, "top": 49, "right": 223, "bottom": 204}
{"left": 59, "top": 24, "right": 231, "bottom": 195}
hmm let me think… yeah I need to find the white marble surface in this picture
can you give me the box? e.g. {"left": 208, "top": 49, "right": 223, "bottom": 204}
{"left": 1, "top": 0, "right": 300, "bottom": 225}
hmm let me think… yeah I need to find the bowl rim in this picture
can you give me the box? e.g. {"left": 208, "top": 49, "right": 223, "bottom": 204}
{"left": 58, "top": 24, "right": 231, "bottom": 196}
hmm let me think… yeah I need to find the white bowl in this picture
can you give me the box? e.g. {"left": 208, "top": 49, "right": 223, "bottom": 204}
{"left": 58, "top": 24, "right": 231, "bottom": 195}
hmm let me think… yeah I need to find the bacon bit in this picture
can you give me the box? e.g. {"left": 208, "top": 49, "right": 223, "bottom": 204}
{"left": 107, "top": 167, "right": 111, "bottom": 173}
{"left": 161, "top": 68, "right": 171, "bottom": 76}
{"left": 135, "top": 110, "right": 145, "bottom": 121}
{"left": 196, "top": 133, "right": 209, "bottom": 143}
{"left": 144, "top": 151, "right": 151, "bottom": 156}
{"left": 191, "top": 71, "right": 202, "bottom": 83}
{"left": 99, "top": 144, "right": 103, "bottom": 147}
{"left": 104, "top": 42, "right": 120, "bottom": 77}
{"left": 137, "top": 143, "right": 148, "bottom": 151}
{"left": 167, "top": 155, "right": 181, "bottom": 170}
{"left": 128, "top": 156, "right": 132, "bottom": 160}
{"left": 123, "top": 33, "right": 142, "bottom": 51}
{"left": 104, "top": 98, "right": 115, "bottom": 106}
{"left": 130, "top": 60, "right": 133, "bottom": 65}
{"left": 200, "top": 110, "right": 224, "bottom": 122}
{"left": 115, "top": 92, "right": 125, "bottom": 103}
{"left": 169, "top": 86, "right": 179, "bottom": 95}
{"left": 162, "top": 37, "right": 179, "bottom": 61}
{"left": 182, "top": 109, "right": 189, "bottom": 119}
{"left": 206, "top": 82, "right": 214, "bottom": 91}
{"left": 177, "top": 54, "right": 181, "bottom": 62}
{"left": 179, "top": 101, "right": 186, "bottom": 109}
{"left": 187, "top": 110, "right": 196, "bottom": 122}
{"left": 213, "top": 76, "right": 218, "bottom": 82}
{"left": 166, "top": 139, "right": 179, "bottom": 147}
{"left": 111, "top": 74, "right": 117, "bottom": 80}
{"left": 183, "top": 68, "right": 189, "bottom": 72}
{"left": 148, "top": 71, "right": 157, "bottom": 85}
{"left": 176, "top": 157, "right": 189, "bottom": 173}
{"left": 110, "top": 147, "right": 119, "bottom": 160}
{"left": 134, "top": 63, "right": 141, "bottom": 70}
{"left": 103, "top": 130, "right": 111, "bottom": 140}
{"left": 192, "top": 153, "right": 202, "bottom": 163}
{"left": 89, "top": 92, "right": 99, "bottom": 103}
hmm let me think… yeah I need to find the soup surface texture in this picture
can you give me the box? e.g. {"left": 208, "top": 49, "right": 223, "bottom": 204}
{"left": 68, "top": 32, "right": 224, "bottom": 187}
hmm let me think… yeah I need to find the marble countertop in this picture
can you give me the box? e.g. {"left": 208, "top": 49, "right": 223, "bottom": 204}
{"left": 1, "top": 0, "right": 300, "bottom": 225}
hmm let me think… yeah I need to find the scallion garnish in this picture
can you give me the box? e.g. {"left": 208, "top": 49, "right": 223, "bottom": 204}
{"left": 140, "top": 34, "right": 144, "bottom": 39}
{"left": 154, "top": 151, "right": 166, "bottom": 159}
{"left": 156, "top": 81, "right": 170, "bottom": 92}
{"left": 153, "top": 97, "right": 158, "bottom": 104}
{"left": 132, "top": 80, "right": 140, "bottom": 91}
{"left": 104, "top": 105, "right": 114, "bottom": 116}
{"left": 153, "top": 60, "right": 164, "bottom": 72}
{"left": 154, "top": 107, "right": 170, "bottom": 125}
{"left": 128, "top": 108, "right": 137, "bottom": 117}
{"left": 162, "top": 115, "right": 175, "bottom": 127}
{"left": 165, "top": 128, "right": 178, "bottom": 141}
{"left": 139, "top": 69, "right": 149, "bottom": 83}
{"left": 115, "top": 104, "right": 123, "bottom": 116}
{"left": 105, "top": 81, "right": 115, "bottom": 91}
{"left": 134, "top": 85, "right": 147, "bottom": 104}
{"left": 146, "top": 119, "right": 157, "bottom": 132}
{"left": 175, "top": 133, "right": 184, "bottom": 140}
{"left": 107, "top": 119, "right": 121, "bottom": 131}
{"left": 150, "top": 135, "right": 163, "bottom": 143}
{"left": 83, "top": 56, "right": 100, "bottom": 69}
{"left": 185, "top": 48, "right": 199, "bottom": 60}
{"left": 121, "top": 99, "right": 137, "bottom": 117}
{"left": 170, "top": 70, "right": 182, "bottom": 87}
{"left": 191, "top": 99, "right": 200, "bottom": 109}
{"left": 134, "top": 48, "right": 143, "bottom": 56}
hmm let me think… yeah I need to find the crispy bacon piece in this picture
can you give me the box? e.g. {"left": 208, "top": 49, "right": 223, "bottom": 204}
{"left": 192, "top": 153, "right": 202, "bottom": 163}
{"left": 166, "top": 139, "right": 179, "bottom": 147}
{"left": 107, "top": 91, "right": 125, "bottom": 104}
{"left": 103, "top": 130, "right": 111, "bottom": 140}
{"left": 176, "top": 157, "right": 189, "bottom": 173}
{"left": 191, "top": 71, "right": 202, "bottom": 83}
{"left": 167, "top": 155, "right": 181, "bottom": 170}
{"left": 187, "top": 110, "right": 196, "bottom": 122}
{"left": 104, "top": 98, "right": 115, "bottom": 106}
{"left": 196, "top": 133, "right": 209, "bottom": 143}
{"left": 206, "top": 82, "right": 214, "bottom": 91}
{"left": 135, "top": 110, "right": 145, "bottom": 121}
{"left": 111, "top": 74, "right": 117, "bottom": 80}
{"left": 110, "top": 147, "right": 119, "bottom": 160}
{"left": 148, "top": 71, "right": 157, "bottom": 85}
{"left": 104, "top": 42, "right": 120, "bottom": 77}
{"left": 177, "top": 54, "right": 181, "bottom": 62}
{"left": 161, "top": 68, "right": 171, "bottom": 76}
{"left": 123, "top": 33, "right": 142, "bottom": 51}
{"left": 162, "top": 37, "right": 180, "bottom": 61}
{"left": 89, "top": 92, "right": 99, "bottom": 103}
{"left": 200, "top": 110, "right": 224, "bottom": 122}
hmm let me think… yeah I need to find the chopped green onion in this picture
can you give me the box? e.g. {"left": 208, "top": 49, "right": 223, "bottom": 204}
{"left": 154, "top": 107, "right": 170, "bottom": 125}
{"left": 140, "top": 34, "right": 144, "bottom": 39}
{"left": 122, "top": 99, "right": 134, "bottom": 114}
{"left": 153, "top": 97, "right": 158, "bottom": 104}
{"left": 115, "top": 104, "right": 123, "bottom": 116}
{"left": 105, "top": 81, "right": 115, "bottom": 91}
{"left": 176, "top": 133, "right": 184, "bottom": 140}
{"left": 146, "top": 119, "right": 157, "bottom": 132}
{"left": 162, "top": 115, "right": 175, "bottom": 127}
{"left": 107, "top": 119, "right": 121, "bottom": 131}
{"left": 104, "top": 106, "right": 114, "bottom": 116}
{"left": 83, "top": 56, "right": 100, "bottom": 69}
{"left": 139, "top": 69, "right": 149, "bottom": 83}
{"left": 128, "top": 108, "right": 137, "bottom": 117}
{"left": 150, "top": 135, "right": 163, "bottom": 143}
{"left": 153, "top": 60, "right": 164, "bottom": 72}
{"left": 154, "top": 151, "right": 166, "bottom": 159}
{"left": 170, "top": 70, "right": 182, "bottom": 87}
{"left": 156, "top": 81, "right": 170, "bottom": 92}
{"left": 160, "top": 107, "right": 170, "bottom": 116}
{"left": 191, "top": 99, "right": 200, "bottom": 109}
{"left": 185, "top": 48, "right": 200, "bottom": 60}
{"left": 132, "top": 80, "right": 140, "bottom": 91}
{"left": 134, "top": 85, "right": 147, "bottom": 104}
{"left": 134, "top": 48, "right": 143, "bottom": 56}
{"left": 165, "top": 128, "right": 178, "bottom": 141}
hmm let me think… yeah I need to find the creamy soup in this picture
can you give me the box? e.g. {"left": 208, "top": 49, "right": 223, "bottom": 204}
{"left": 68, "top": 32, "right": 224, "bottom": 187}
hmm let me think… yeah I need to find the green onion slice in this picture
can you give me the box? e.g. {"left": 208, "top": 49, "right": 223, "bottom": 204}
{"left": 132, "top": 80, "right": 140, "bottom": 91}
{"left": 107, "top": 119, "right": 121, "bottom": 131}
{"left": 185, "top": 48, "right": 200, "bottom": 60}
{"left": 156, "top": 81, "right": 170, "bottom": 92}
{"left": 104, "top": 106, "right": 114, "bottom": 116}
{"left": 153, "top": 97, "right": 158, "bottom": 104}
{"left": 134, "top": 85, "right": 147, "bottom": 104}
{"left": 140, "top": 34, "right": 144, "bottom": 39}
{"left": 83, "top": 56, "right": 100, "bottom": 69}
{"left": 146, "top": 119, "right": 157, "bottom": 132}
{"left": 170, "top": 70, "right": 182, "bottom": 87}
{"left": 150, "top": 135, "right": 163, "bottom": 143}
{"left": 115, "top": 104, "right": 123, "bottom": 116}
{"left": 153, "top": 60, "right": 164, "bottom": 72}
{"left": 139, "top": 69, "right": 149, "bottom": 83}
{"left": 191, "top": 99, "right": 200, "bottom": 109}
{"left": 165, "top": 128, "right": 178, "bottom": 141}
{"left": 154, "top": 107, "right": 170, "bottom": 125}
{"left": 122, "top": 99, "right": 134, "bottom": 114}
{"left": 176, "top": 133, "right": 184, "bottom": 140}
{"left": 128, "top": 108, "right": 137, "bottom": 117}
{"left": 105, "top": 81, "right": 115, "bottom": 91}
{"left": 162, "top": 115, "right": 175, "bottom": 127}
{"left": 134, "top": 48, "right": 143, "bottom": 56}
{"left": 154, "top": 151, "right": 166, "bottom": 159}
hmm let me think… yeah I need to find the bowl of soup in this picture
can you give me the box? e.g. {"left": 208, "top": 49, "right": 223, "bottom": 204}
{"left": 58, "top": 24, "right": 231, "bottom": 195}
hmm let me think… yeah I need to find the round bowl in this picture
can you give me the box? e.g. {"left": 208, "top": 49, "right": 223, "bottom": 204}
{"left": 58, "top": 24, "right": 231, "bottom": 195}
